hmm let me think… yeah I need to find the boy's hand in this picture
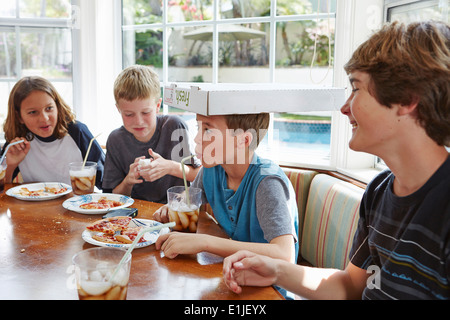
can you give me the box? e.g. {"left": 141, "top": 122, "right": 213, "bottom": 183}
{"left": 125, "top": 157, "right": 145, "bottom": 186}
{"left": 223, "top": 250, "right": 278, "bottom": 294}
{"left": 138, "top": 148, "right": 174, "bottom": 182}
{"left": 155, "top": 232, "right": 207, "bottom": 259}
{"left": 153, "top": 204, "right": 170, "bottom": 223}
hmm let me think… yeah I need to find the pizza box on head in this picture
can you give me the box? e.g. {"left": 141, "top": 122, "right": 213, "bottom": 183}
{"left": 163, "top": 82, "right": 346, "bottom": 115}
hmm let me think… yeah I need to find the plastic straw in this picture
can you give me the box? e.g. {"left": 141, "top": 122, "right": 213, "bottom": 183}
{"left": 82, "top": 133, "right": 101, "bottom": 168}
{"left": 181, "top": 155, "right": 194, "bottom": 206}
{"left": 110, "top": 221, "right": 175, "bottom": 284}
{"left": 0, "top": 140, "right": 24, "bottom": 165}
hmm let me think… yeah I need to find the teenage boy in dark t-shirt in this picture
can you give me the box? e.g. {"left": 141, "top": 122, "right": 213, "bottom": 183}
{"left": 222, "top": 21, "right": 450, "bottom": 300}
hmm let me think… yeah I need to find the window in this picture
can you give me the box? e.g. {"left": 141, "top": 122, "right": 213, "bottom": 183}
{"left": 0, "top": 0, "right": 75, "bottom": 140}
{"left": 385, "top": 0, "right": 449, "bottom": 23}
{"left": 121, "top": 0, "right": 337, "bottom": 167}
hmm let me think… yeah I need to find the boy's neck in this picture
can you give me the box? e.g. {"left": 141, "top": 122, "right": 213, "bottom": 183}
{"left": 221, "top": 152, "right": 255, "bottom": 192}
{"left": 385, "top": 142, "right": 448, "bottom": 197}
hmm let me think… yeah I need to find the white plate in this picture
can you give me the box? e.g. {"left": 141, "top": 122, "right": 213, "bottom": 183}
{"left": 62, "top": 193, "right": 134, "bottom": 214}
{"left": 6, "top": 182, "right": 72, "bottom": 201}
{"left": 82, "top": 219, "right": 169, "bottom": 249}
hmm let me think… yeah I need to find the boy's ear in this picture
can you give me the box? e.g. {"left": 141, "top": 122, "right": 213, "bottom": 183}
{"left": 397, "top": 96, "right": 419, "bottom": 116}
{"left": 240, "top": 131, "right": 253, "bottom": 149}
{"left": 156, "top": 98, "right": 162, "bottom": 113}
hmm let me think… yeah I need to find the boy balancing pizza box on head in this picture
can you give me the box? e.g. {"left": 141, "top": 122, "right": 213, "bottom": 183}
{"left": 155, "top": 82, "right": 345, "bottom": 299}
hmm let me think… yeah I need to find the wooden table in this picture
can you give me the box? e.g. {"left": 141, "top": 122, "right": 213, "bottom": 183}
{"left": 0, "top": 183, "right": 282, "bottom": 300}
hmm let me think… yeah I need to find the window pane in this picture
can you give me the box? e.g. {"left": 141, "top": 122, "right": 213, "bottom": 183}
{"left": 123, "top": 0, "right": 163, "bottom": 25}
{"left": 168, "top": 0, "right": 213, "bottom": 22}
{"left": 21, "top": 27, "right": 72, "bottom": 79}
{"left": 275, "top": 19, "right": 335, "bottom": 85}
{"left": 258, "top": 112, "right": 332, "bottom": 165}
{"left": 276, "top": 0, "right": 336, "bottom": 15}
{"left": 0, "top": 2, "right": 16, "bottom": 17}
{"left": 169, "top": 26, "right": 213, "bottom": 82}
{"left": 0, "top": 27, "right": 17, "bottom": 78}
{"left": 219, "top": 0, "right": 270, "bottom": 19}
{"left": 19, "top": 0, "right": 71, "bottom": 18}
{"left": 123, "top": 27, "right": 163, "bottom": 80}
{"left": 217, "top": 23, "right": 269, "bottom": 82}
{"left": 388, "top": 0, "right": 449, "bottom": 23}
{"left": 0, "top": 82, "right": 15, "bottom": 138}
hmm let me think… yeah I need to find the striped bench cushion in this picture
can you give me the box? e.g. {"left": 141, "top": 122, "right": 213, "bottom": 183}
{"left": 283, "top": 168, "right": 318, "bottom": 237}
{"left": 300, "top": 174, "right": 364, "bottom": 270}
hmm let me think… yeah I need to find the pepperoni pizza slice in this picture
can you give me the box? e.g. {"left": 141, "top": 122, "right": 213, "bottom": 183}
{"left": 86, "top": 216, "right": 132, "bottom": 235}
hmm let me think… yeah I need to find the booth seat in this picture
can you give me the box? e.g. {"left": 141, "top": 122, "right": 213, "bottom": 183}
{"left": 283, "top": 168, "right": 365, "bottom": 270}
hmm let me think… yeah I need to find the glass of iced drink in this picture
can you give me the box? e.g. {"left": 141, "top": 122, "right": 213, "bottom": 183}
{"left": 72, "top": 247, "right": 131, "bottom": 300}
{"left": 0, "top": 156, "right": 6, "bottom": 193}
{"left": 167, "top": 186, "right": 202, "bottom": 233}
{"left": 69, "top": 161, "right": 97, "bottom": 195}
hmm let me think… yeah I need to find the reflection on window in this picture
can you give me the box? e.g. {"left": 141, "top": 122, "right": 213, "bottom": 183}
{"left": 122, "top": 0, "right": 337, "bottom": 165}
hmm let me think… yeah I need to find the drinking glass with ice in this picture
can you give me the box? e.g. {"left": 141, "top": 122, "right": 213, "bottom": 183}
{"left": 69, "top": 161, "right": 97, "bottom": 195}
{"left": 167, "top": 186, "right": 202, "bottom": 232}
{"left": 72, "top": 247, "right": 131, "bottom": 300}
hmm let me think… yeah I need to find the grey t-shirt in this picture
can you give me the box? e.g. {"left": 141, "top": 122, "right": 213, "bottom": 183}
{"left": 102, "top": 115, "right": 201, "bottom": 203}
{"left": 192, "top": 167, "right": 297, "bottom": 244}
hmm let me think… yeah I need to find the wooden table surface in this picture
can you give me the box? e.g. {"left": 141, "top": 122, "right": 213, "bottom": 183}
{"left": 0, "top": 184, "right": 282, "bottom": 300}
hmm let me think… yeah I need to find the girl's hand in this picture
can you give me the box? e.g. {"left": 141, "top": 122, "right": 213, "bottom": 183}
{"left": 5, "top": 137, "right": 30, "bottom": 167}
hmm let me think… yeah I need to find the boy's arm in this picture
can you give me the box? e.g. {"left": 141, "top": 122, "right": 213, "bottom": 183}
{"left": 223, "top": 251, "right": 369, "bottom": 299}
{"left": 155, "top": 232, "right": 295, "bottom": 261}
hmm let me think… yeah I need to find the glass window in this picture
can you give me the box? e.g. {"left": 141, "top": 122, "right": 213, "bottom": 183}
{"left": 19, "top": 0, "right": 71, "bottom": 18}
{"left": 123, "top": 0, "right": 163, "bottom": 25}
{"left": 168, "top": 0, "right": 214, "bottom": 22}
{"left": 20, "top": 27, "right": 72, "bottom": 79}
{"left": 220, "top": 0, "right": 270, "bottom": 18}
{"left": 0, "top": 27, "right": 17, "bottom": 78}
{"left": 387, "top": 0, "right": 449, "bottom": 23}
{"left": 122, "top": 0, "right": 337, "bottom": 166}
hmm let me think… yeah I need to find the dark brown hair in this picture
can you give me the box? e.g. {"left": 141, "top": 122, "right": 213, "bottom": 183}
{"left": 344, "top": 21, "right": 450, "bottom": 146}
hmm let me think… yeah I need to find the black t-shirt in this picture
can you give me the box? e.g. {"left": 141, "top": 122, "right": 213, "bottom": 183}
{"left": 350, "top": 155, "right": 450, "bottom": 299}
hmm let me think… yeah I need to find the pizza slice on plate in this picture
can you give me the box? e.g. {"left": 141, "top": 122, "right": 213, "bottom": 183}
{"left": 86, "top": 216, "right": 147, "bottom": 244}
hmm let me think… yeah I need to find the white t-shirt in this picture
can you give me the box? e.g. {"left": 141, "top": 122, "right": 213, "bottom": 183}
{"left": 19, "top": 135, "right": 83, "bottom": 185}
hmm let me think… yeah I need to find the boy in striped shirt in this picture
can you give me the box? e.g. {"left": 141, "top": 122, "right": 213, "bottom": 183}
{"left": 223, "top": 21, "right": 450, "bottom": 300}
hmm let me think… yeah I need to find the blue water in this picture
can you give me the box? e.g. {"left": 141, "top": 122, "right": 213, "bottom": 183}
{"left": 178, "top": 114, "right": 331, "bottom": 154}
{"left": 273, "top": 121, "right": 331, "bottom": 145}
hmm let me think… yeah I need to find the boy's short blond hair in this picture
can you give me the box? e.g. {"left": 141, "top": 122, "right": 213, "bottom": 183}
{"left": 114, "top": 65, "right": 161, "bottom": 103}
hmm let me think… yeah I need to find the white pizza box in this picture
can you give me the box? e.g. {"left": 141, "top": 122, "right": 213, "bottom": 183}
{"left": 163, "top": 82, "right": 346, "bottom": 115}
